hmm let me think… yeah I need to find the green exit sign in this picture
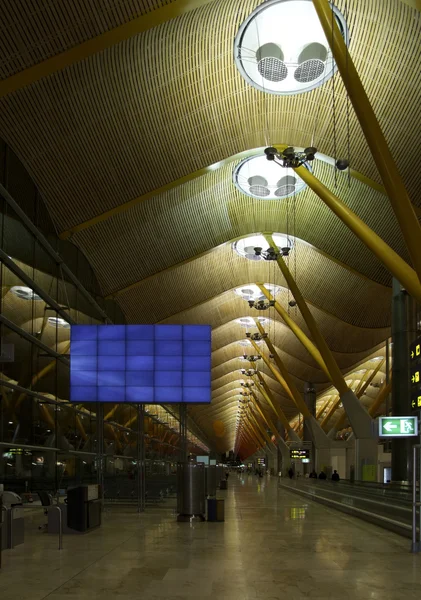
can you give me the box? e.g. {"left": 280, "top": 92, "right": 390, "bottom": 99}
{"left": 378, "top": 416, "right": 418, "bottom": 438}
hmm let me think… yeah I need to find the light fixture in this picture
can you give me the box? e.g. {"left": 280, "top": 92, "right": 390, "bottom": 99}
{"left": 233, "top": 154, "right": 309, "bottom": 199}
{"left": 235, "top": 284, "right": 281, "bottom": 303}
{"left": 240, "top": 368, "right": 257, "bottom": 377}
{"left": 47, "top": 316, "right": 70, "bottom": 329}
{"left": 234, "top": 233, "right": 294, "bottom": 261}
{"left": 236, "top": 316, "right": 268, "bottom": 328}
{"left": 10, "top": 286, "right": 43, "bottom": 301}
{"left": 234, "top": 0, "right": 348, "bottom": 96}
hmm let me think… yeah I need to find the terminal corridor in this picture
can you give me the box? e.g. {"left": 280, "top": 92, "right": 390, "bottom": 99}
{"left": 1, "top": 475, "right": 420, "bottom": 600}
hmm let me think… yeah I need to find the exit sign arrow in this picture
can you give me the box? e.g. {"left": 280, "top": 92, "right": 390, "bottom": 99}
{"left": 383, "top": 421, "right": 398, "bottom": 432}
{"left": 379, "top": 416, "right": 418, "bottom": 438}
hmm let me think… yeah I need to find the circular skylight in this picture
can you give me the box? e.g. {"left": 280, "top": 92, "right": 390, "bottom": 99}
{"left": 234, "top": 0, "right": 348, "bottom": 96}
{"left": 10, "top": 286, "right": 43, "bottom": 301}
{"left": 47, "top": 316, "right": 71, "bottom": 329}
{"left": 233, "top": 154, "right": 309, "bottom": 199}
{"left": 238, "top": 339, "right": 262, "bottom": 347}
{"left": 236, "top": 316, "right": 268, "bottom": 328}
{"left": 234, "top": 233, "right": 293, "bottom": 261}
{"left": 234, "top": 283, "right": 281, "bottom": 302}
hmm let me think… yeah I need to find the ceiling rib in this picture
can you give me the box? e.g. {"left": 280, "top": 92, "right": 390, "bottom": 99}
{"left": 60, "top": 144, "right": 389, "bottom": 239}
{"left": 105, "top": 233, "right": 391, "bottom": 299}
{"left": 0, "top": 0, "right": 218, "bottom": 100}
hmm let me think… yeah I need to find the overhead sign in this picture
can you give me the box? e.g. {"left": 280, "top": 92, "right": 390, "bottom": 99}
{"left": 410, "top": 337, "right": 421, "bottom": 362}
{"left": 410, "top": 336, "right": 421, "bottom": 411}
{"left": 378, "top": 416, "right": 418, "bottom": 438}
{"left": 290, "top": 448, "right": 310, "bottom": 459}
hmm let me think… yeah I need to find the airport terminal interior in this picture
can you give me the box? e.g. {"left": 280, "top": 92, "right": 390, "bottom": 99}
{"left": 0, "top": 0, "right": 421, "bottom": 598}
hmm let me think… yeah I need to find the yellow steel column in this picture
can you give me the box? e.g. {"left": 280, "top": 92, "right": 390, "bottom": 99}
{"left": 253, "top": 373, "right": 297, "bottom": 437}
{"left": 248, "top": 408, "right": 276, "bottom": 449}
{"left": 320, "top": 395, "right": 340, "bottom": 429}
{"left": 256, "top": 284, "right": 330, "bottom": 380}
{"left": 245, "top": 412, "right": 266, "bottom": 447}
{"left": 248, "top": 337, "right": 295, "bottom": 403}
{"left": 292, "top": 168, "right": 421, "bottom": 303}
{"left": 368, "top": 377, "right": 392, "bottom": 417}
{"left": 313, "top": 0, "right": 421, "bottom": 286}
{"left": 316, "top": 396, "right": 334, "bottom": 419}
{"left": 265, "top": 234, "right": 348, "bottom": 394}
{"left": 255, "top": 320, "right": 312, "bottom": 418}
{"left": 250, "top": 390, "right": 280, "bottom": 439}
{"left": 357, "top": 360, "right": 385, "bottom": 399}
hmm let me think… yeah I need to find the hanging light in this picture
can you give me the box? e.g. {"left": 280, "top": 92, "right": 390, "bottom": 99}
{"left": 233, "top": 153, "right": 309, "bottom": 199}
{"left": 234, "top": 0, "right": 348, "bottom": 96}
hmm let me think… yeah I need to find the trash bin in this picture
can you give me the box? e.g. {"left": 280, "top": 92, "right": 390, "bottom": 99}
{"left": 216, "top": 499, "right": 224, "bottom": 522}
{"left": 207, "top": 498, "right": 217, "bottom": 522}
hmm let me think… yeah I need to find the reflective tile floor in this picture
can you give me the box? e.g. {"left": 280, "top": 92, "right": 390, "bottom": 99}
{"left": 1, "top": 474, "right": 420, "bottom": 600}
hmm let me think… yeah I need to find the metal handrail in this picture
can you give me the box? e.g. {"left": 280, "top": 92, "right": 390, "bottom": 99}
{"left": 23, "top": 504, "right": 63, "bottom": 550}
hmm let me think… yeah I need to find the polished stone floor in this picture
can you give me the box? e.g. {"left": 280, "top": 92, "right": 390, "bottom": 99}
{"left": 1, "top": 474, "right": 420, "bottom": 600}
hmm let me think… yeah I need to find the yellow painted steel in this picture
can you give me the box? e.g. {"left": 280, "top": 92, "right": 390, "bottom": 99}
{"left": 265, "top": 234, "right": 348, "bottom": 394}
{"left": 320, "top": 396, "right": 341, "bottom": 430}
{"left": 255, "top": 320, "right": 312, "bottom": 419}
{"left": 245, "top": 412, "right": 266, "bottom": 447}
{"left": 357, "top": 360, "right": 385, "bottom": 398}
{"left": 104, "top": 404, "right": 119, "bottom": 421}
{"left": 248, "top": 408, "right": 276, "bottom": 448}
{"left": 294, "top": 166, "right": 421, "bottom": 303}
{"left": 253, "top": 373, "right": 293, "bottom": 434}
{"left": 369, "top": 377, "right": 392, "bottom": 417}
{"left": 256, "top": 283, "right": 331, "bottom": 381}
{"left": 250, "top": 389, "right": 281, "bottom": 439}
{"left": 0, "top": 0, "right": 218, "bottom": 100}
{"left": 313, "top": 0, "right": 421, "bottom": 286}
{"left": 248, "top": 336, "right": 295, "bottom": 404}
{"left": 62, "top": 144, "right": 392, "bottom": 242}
{"left": 316, "top": 396, "right": 334, "bottom": 420}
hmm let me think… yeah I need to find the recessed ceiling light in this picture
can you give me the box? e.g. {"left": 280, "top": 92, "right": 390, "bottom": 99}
{"left": 236, "top": 316, "right": 268, "bottom": 327}
{"left": 47, "top": 316, "right": 71, "bottom": 329}
{"left": 10, "top": 286, "right": 43, "bottom": 301}
{"left": 234, "top": 283, "right": 281, "bottom": 301}
{"left": 233, "top": 154, "right": 309, "bottom": 199}
{"left": 233, "top": 233, "right": 294, "bottom": 261}
{"left": 234, "top": 0, "right": 348, "bottom": 96}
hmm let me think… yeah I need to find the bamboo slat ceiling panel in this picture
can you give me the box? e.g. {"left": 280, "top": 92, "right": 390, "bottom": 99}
{"left": 0, "top": 0, "right": 419, "bottom": 232}
{"left": 0, "top": 0, "right": 417, "bottom": 451}
{"left": 74, "top": 161, "right": 405, "bottom": 296}
{"left": 0, "top": 0, "right": 177, "bottom": 79}
{"left": 116, "top": 236, "right": 392, "bottom": 328}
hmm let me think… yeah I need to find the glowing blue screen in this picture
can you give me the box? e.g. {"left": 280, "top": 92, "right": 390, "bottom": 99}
{"left": 70, "top": 325, "right": 211, "bottom": 403}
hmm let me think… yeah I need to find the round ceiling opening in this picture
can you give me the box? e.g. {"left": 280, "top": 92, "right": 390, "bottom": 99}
{"left": 234, "top": 0, "right": 348, "bottom": 95}
{"left": 233, "top": 154, "right": 309, "bottom": 199}
{"left": 233, "top": 233, "right": 294, "bottom": 262}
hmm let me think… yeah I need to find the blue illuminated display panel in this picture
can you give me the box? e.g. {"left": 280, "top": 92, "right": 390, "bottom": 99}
{"left": 70, "top": 325, "right": 211, "bottom": 403}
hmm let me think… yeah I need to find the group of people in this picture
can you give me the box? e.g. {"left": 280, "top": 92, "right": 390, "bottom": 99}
{"left": 287, "top": 468, "right": 340, "bottom": 481}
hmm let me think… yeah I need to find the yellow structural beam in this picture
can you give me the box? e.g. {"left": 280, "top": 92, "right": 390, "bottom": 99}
{"left": 256, "top": 283, "right": 330, "bottom": 381}
{"left": 320, "top": 395, "right": 340, "bottom": 430}
{"left": 247, "top": 408, "right": 275, "bottom": 448}
{"left": 248, "top": 336, "right": 295, "bottom": 404}
{"left": 369, "top": 376, "right": 392, "bottom": 417}
{"left": 313, "top": 0, "right": 421, "bottom": 286}
{"left": 265, "top": 234, "right": 350, "bottom": 395}
{"left": 316, "top": 396, "right": 333, "bottom": 420}
{"left": 255, "top": 320, "right": 312, "bottom": 419}
{"left": 250, "top": 389, "right": 281, "bottom": 440}
{"left": 253, "top": 373, "right": 294, "bottom": 435}
{"left": 293, "top": 167, "right": 421, "bottom": 303}
{"left": 357, "top": 360, "right": 385, "bottom": 399}
{"left": 0, "top": 0, "right": 217, "bottom": 100}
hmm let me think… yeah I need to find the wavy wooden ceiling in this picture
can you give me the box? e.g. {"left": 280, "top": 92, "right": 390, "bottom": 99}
{"left": 0, "top": 0, "right": 418, "bottom": 451}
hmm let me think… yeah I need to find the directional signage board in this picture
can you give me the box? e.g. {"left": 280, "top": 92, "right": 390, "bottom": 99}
{"left": 378, "top": 416, "right": 418, "bottom": 438}
{"left": 409, "top": 336, "right": 421, "bottom": 411}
